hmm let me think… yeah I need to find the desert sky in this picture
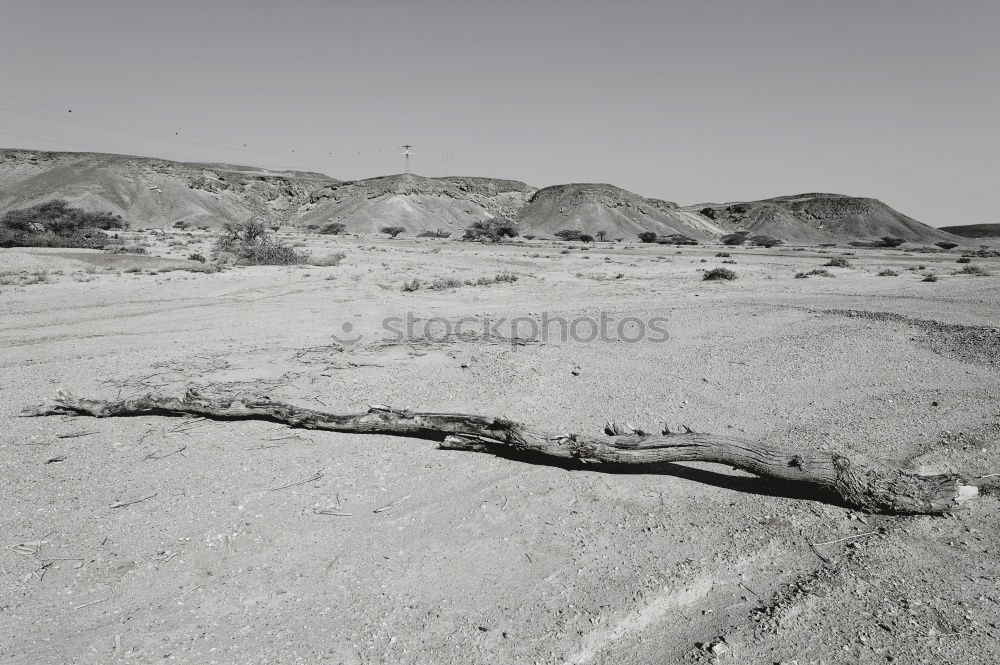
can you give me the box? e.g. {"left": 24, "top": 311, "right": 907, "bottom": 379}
{"left": 0, "top": 0, "right": 997, "bottom": 226}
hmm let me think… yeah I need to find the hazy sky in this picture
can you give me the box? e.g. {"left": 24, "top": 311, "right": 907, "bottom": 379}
{"left": 1, "top": 0, "right": 997, "bottom": 226}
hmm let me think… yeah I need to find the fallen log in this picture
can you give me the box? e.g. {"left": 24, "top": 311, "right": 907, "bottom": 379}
{"left": 22, "top": 389, "right": 978, "bottom": 515}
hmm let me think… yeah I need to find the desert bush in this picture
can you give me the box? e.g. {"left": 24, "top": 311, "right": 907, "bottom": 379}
{"left": 402, "top": 278, "right": 422, "bottom": 292}
{"left": 380, "top": 226, "right": 406, "bottom": 238}
{"left": 722, "top": 259, "right": 737, "bottom": 264}
{"left": 463, "top": 218, "right": 518, "bottom": 242}
{"left": 922, "top": 273, "right": 939, "bottom": 282}
{"left": 214, "top": 220, "right": 310, "bottom": 265}
{"left": 748, "top": 234, "right": 783, "bottom": 248}
{"left": 721, "top": 231, "right": 750, "bottom": 246}
{"left": 795, "top": 269, "right": 834, "bottom": 278}
{"left": 188, "top": 252, "right": 207, "bottom": 263}
{"left": 417, "top": 229, "right": 451, "bottom": 238}
{"left": 715, "top": 251, "right": 731, "bottom": 257}
{"left": 320, "top": 222, "right": 347, "bottom": 235}
{"left": 957, "top": 264, "right": 991, "bottom": 276}
{"left": 956, "top": 256, "right": 972, "bottom": 263}
{"left": 703, "top": 267, "right": 737, "bottom": 281}
{"left": 824, "top": 257, "right": 851, "bottom": 268}
{"left": 877, "top": 269, "right": 899, "bottom": 277}
{"left": 0, "top": 199, "right": 128, "bottom": 248}
{"left": 878, "top": 236, "right": 906, "bottom": 248}
{"left": 936, "top": 241, "right": 959, "bottom": 250}
{"left": 107, "top": 246, "right": 148, "bottom": 255}
{"left": 638, "top": 231, "right": 659, "bottom": 243}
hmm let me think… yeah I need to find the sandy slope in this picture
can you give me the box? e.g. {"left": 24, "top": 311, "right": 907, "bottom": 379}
{"left": 1, "top": 235, "right": 999, "bottom": 664}
{"left": 0, "top": 149, "right": 336, "bottom": 229}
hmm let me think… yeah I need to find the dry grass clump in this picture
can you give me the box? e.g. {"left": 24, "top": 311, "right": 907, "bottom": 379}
{"left": 955, "top": 256, "right": 972, "bottom": 263}
{"left": 956, "top": 264, "right": 991, "bottom": 276}
{"left": 402, "top": 272, "right": 519, "bottom": 292}
{"left": 823, "top": 257, "right": 851, "bottom": 268}
{"left": 156, "top": 263, "right": 221, "bottom": 274}
{"left": 877, "top": 269, "right": 899, "bottom": 277}
{"left": 0, "top": 269, "right": 51, "bottom": 287}
{"left": 795, "top": 269, "right": 834, "bottom": 278}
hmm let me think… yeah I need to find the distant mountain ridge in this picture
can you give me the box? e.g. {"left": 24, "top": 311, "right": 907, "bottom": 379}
{"left": 939, "top": 223, "right": 1000, "bottom": 238}
{"left": 0, "top": 148, "right": 961, "bottom": 244}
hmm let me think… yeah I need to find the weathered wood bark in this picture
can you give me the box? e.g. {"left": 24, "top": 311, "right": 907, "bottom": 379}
{"left": 23, "top": 389, "right": 978, "bottom": 514}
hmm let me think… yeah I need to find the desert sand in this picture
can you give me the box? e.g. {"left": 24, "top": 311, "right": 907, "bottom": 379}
{"left": 2, "top": 233, "right": 999, "bottom": 664}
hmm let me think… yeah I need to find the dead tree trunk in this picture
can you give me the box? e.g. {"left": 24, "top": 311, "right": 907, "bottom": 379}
{"left": 23, "top": 389, "right": 978, "bottom": 515}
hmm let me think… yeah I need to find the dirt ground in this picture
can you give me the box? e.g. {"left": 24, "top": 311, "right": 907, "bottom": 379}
{"left": 2, "top": 234, "right": 999, "bottom": 664}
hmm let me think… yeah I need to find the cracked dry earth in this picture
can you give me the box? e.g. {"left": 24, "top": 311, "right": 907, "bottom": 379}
{"left": 1, "top": 236, "right": 999, "bottom": 664}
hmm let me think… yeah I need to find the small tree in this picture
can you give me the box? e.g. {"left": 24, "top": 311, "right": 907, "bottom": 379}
{"left": 595, "top": 231, "right": 607, "bottom": 242}
{"left": 381, "top": 226, "right": 406, "bottom": 238}
{"left": 320, "top": 222, "right": 347, "bottom": 235}
{"left": 417, "top": 229, "right": 451, "bottom": 238}
{"left": 878, "top": 236, "right": 905, "bottom": 248}
{"left": 554, "top": 229, "right": 584, "bottom": 242}
{"left": 578, "top": 234, "right": 595, "bottom": 243}
{"left": 935, "top": 241, "right": 959, "bottom": 250}
{"left": 638, "top": 231, "right": 659, "bottom": 243}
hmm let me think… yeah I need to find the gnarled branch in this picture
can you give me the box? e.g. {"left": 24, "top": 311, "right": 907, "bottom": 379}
{"left": 22, "top": 389, "right": 978, "bottom": 514}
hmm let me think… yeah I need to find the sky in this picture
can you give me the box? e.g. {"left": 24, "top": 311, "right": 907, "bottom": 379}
{"left": 1, "top": 0, "right": 997, "bottom": 226}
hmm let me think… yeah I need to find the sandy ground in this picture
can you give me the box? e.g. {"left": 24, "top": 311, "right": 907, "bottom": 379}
{"left": 1, "top": 234, "right": 999, "bottom": 664}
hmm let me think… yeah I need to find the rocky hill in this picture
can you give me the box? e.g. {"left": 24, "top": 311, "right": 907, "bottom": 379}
{"left": 0, "top": 149, "right": 963, "bottom": 244}
{"left": 0, "top": 149, "right": 337, "bottom": 229}
{"left": 516, "top": 183, "right": 725, "bottom": 240}
{"left": 689, "top": 194, "right": 957, "bottom": 244}
{"left": 299, "top": 173, "right": 534, "bottom": 234}
{"left": 939, "top": 223, "right": 1000, "bottom": 238}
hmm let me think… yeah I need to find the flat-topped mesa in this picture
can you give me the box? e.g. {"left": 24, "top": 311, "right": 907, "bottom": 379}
{"left": 688, "top": 193, "right": 960, "bottom": 244}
